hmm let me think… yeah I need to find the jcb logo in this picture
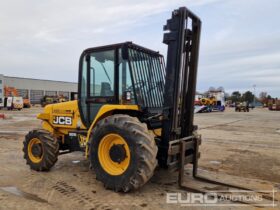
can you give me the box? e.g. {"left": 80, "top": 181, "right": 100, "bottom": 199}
{"left": 53, "top": 116, "right": 72, "bottom": 125}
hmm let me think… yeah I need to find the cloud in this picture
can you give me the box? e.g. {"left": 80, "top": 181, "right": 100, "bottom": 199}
{"left": 0, "top": 0, "right": 279, "bottom": 97}
{"left": 196, "top": 0, "right": 280, "bottom": 97}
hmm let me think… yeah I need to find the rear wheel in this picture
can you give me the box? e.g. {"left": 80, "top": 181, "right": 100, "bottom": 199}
{"left": 23, "top": 130, "right": 59, "bottom": 171}
{"left": 90, "top": 114, "right": 158, "bottom": 192}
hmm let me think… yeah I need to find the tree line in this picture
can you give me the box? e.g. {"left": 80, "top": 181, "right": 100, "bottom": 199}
{"left": 226, "top": 91, "right": 277, "bottom": 104}
{"left": 226, "top": 91, "right": 255, "bottom": 103}
{"left": 205, "top": 87, "right": 277, "bottom": 104}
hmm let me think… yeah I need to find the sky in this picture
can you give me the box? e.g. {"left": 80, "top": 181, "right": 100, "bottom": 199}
{"left": 0, "top": 0, "right": 279, "bottom": 97}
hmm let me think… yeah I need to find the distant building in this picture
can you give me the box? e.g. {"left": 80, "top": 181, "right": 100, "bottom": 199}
{"left": 0, "top": 74, "right": 77, "bottom": 104}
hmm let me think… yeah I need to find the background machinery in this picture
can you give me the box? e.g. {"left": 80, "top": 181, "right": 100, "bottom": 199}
{"left": 207, "top": 90, "right": 225, "bottom": 111}
{"left": 195, "top": 90, "right": 225, "bottom": 113}
{"left": 3, "top": 86, "right": 23, "bottom": 110}
{"left": 200, "top": 97, "right": 216, "bottom": 106}
{"left": 268, "top": 99, "right": 280, "bottom": 111}
{"left": 4, "top": 86, "right": 31, "bottom": 109}
{"left": 23, "top": 7, "right": 202, "bottom": 192}
{"left": 40, "top": 95, "right": 68, "bottom": 107}
{"left": 235, "top": 102, "right": 250, "bottom": 112}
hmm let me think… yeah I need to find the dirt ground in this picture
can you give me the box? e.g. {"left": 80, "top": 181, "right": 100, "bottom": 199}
{"left": 0, "top": 107, "right": 279, "bottom": 210}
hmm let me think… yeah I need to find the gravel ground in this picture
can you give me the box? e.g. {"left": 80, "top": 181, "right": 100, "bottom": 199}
{"left": 0, "top": 107, "right": 279, "bottom": 210}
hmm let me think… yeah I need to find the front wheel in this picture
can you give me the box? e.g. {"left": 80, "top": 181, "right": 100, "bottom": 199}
{"left": 90, "top": 114, "right": 158, "bottom": 192}
{"left": 23, "top": 130, "right": 59, "bottom": 171}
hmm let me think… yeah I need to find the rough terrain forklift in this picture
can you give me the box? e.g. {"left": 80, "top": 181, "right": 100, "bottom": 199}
{"left": 23, "top": 7, "right": 202, "bottom": 192}
{"left": 235, "top": 102, "right": 250, "bottom": 112}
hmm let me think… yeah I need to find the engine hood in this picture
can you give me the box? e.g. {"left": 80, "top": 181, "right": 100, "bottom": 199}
{"left": 37, "top": 100, "right": 86, "bottom": 129}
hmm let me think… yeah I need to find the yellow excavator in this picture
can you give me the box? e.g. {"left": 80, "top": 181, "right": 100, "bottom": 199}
{"left": 23, "top": 7, "right": 202, "bottom": 192}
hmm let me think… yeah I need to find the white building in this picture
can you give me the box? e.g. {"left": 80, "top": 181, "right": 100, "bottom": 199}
{"left": 0, "top": 74, "right": 77, "bottom": 104}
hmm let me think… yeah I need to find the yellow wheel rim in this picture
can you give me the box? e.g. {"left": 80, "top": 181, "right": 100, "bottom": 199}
{"left": 28, "top": 138, "right": 43, "bottom": 163}
{"left": 98, "top": 134, "right": 130, "bottom": 176}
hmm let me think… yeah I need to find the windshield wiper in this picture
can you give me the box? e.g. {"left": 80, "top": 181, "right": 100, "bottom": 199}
{"left": 101, "top": 63, "right": 112, "bottom": 85}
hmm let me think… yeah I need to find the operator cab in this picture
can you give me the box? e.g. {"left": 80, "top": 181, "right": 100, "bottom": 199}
{"left": 78, "top": 42, "right": 165, "bottom": 127}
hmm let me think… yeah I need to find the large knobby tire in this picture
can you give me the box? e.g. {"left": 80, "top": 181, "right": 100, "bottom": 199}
{"left": 23, "top": 130, "right": 59, "bottom": 171}
{"left": 90, "top": 114, "right": 158, "bottom": 192}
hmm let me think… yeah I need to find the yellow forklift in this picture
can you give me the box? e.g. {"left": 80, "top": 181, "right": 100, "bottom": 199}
{"left": 23, "top": 7, "right": 269, "bottom": 198}
{"left": 23, "top": 7, "right": 202, "bottom": 192}
{"left": 22, "top": 9, "right": 279, "bottom": 207}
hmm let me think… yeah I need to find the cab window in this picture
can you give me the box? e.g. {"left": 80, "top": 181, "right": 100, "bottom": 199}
{"left": 89, "top": 50, "right": 115, "bottom": 97}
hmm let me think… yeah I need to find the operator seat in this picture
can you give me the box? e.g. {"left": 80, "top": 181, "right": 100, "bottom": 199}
{"left": 100, "top": 82, "right": 113, "bottom": 96}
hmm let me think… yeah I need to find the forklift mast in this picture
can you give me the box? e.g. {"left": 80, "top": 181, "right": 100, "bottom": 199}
{"left": 159, "top": 7, "right": 202, "bottom": 167}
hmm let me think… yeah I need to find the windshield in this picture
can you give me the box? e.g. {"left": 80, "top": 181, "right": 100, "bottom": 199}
{"left": 128, "top": 48, "right": 165, "bottom": 108}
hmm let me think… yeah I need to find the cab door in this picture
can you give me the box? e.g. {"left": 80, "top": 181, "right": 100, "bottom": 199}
{"left": 79, "top": 49, "right": 117, "bottom": 127}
